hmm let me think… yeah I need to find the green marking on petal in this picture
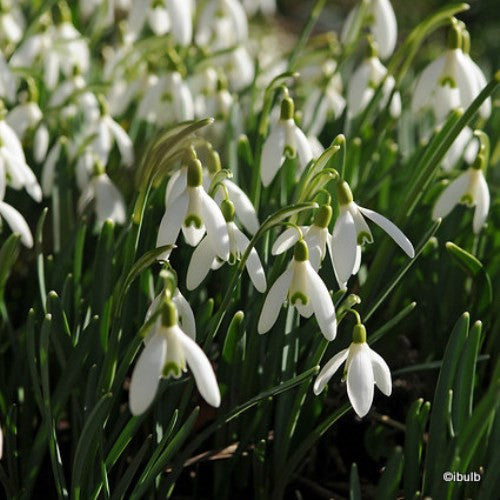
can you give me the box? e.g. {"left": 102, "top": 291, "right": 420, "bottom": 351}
{"left": 290, "top": 291, "right": 308, "bottom": 306}
{"left": 284, "top": 144, "right": 296, "bottom": 158}
{"left": 162, "top": 362, "right": 182, "bottom": 379}
{"left": 439, "top": 76, "right": 457, "bottom": 88}
{"left": 357, "top": 231, "right": 372, "bottom": 245}
{"left": 184, "top": 215, "right": 203, "bottom": 228}
{"left": 460, "top": 193, "right": 474, "bottom": 206}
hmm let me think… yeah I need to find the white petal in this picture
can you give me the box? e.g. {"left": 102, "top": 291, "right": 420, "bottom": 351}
{"left": 467, "top": 56, "right": 491, "bottom": 118}
{"left": 167, "top": 0, "right": 193, "bottom": 46}
{"left": 371, "top": 0, "right": 397, "bottom": 59}
{"left": 34, "top": 124, "right": 49, "bottom": 163}
{"left": 186, "top": 237, "right": 217, "bottom": 290}
{"left": 293, "top": 125, "right": 314, "bottom": 172}
{"left": 258, "top": 267, "right": 293, "bottom": 334}
{"left": 201, "top": 191, "right": 230, "bottom": 260}
{"left": 224, "top": 180, "right": 259, "bottom": 234}
{"left": 432, "top": 171, "right": 469, "bottom": 221}
{"left": 305, "top": 262, "right": 337, "bottom": 340}
{"left": 106, "top": 116, "right": 134, "bottom": 167}
{"left": 347, "top": 345, "right": 374, "bottom": 418}
{"left": 129, "top": 333, "right": 167, "bottom": 416}
{"left": 94, "top": 174, "right": 127, "bottom": 227}
{"left": 347, "top": 60, "right": 372, "bottom": 116}
{"left": 172, "top": 289, "right": 196, "bottom": 340}
{"left": 411, "top": 55, "right": 446, "bottom": 113}
{"left": 236, "top": 230, "right": 266, "bottom": 292}
{"left": 452, "top": 49, "right": 477, "bottom": 109}
{"left": 313, "top": 348, "right": 349, "bottom": 395}
{"left": 272, "top": 227, "right": 301, "bottom": 255}
{"left": 261, "top": 124, "right": 286, "bottom": 187}
{"left": 41, "top": 142, "right": 61, "bottom": 197}
{"left": 0, "top": 201, "right": 33, "bottom": 247}
{"left": 369, "top": 348, "right": 392, "bottom": 396}
{"left": 330, "top": 209, "right": 358, "bottom": 284}
{"left": 472, "top": 171, "right": 489, "bottom": 234}
{"left": 358, "top": 206, "right": 414, "bottom": 258}
{"left": 442, "top": 126, "right": 472, "bottom": 171}
{"left": 179, "top": 329, "right": 221, "bottom": 407}
{"left": 156, "top": 191, "right": 188, "bottom": 255}
{"left": 165, "top": 168, "right": 187, "bottom": 206}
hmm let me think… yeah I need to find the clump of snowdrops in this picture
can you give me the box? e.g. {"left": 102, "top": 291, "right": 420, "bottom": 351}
{"left": 0, "top": 0, "right": 498, "bottom": 498}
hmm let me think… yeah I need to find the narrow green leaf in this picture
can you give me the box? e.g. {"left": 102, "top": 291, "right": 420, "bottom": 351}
{"left": 35, "top": 208, "right": 49, "bottom": 311}
{"left": 222, "top": 311, "right": 245, "bottom": 363}
{"left": 375, "top": 447, "right": 404, "bottom": 500}
{"left": 350, "top": 463, "right": 362, "bottom": 500}
{"left": 0, "top": 234, "right": 20, "bottom": 301}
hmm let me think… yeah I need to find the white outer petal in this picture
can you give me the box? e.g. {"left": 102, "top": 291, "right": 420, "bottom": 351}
{"left": 129, "top": 333, "right": 167, "bottom": 416}
{"left": 371, "top": 0, "right": 397, "bottom": 59}
{"left": 201, "top": 190, "right": 230, "bottom": 260}
{"left": 305, "top": 261, "right": 337, "bottom": 340}
{"left": 258, "top": 267, "right": 293, "bottom": 334}
{"left": 224, "top": 180, "right": 259, "bottom": 234}
{"left": 179, "top": 328, "right": 221, "bottom": 407}
{"left": 347, "top": 344, "right": 374, "bottom": 418}
{"left": 186, "top": 236, "right": 217, "bottom": 290}
{"left": 167, "top": 0, "right": 192, "bottom": 46}
{"left": 411, "top": 56, "right": 446, "bottom": 113}
{"left": 472, "top": 171, "right": 489, "bottom": 234}
{"left": 106, "top": 116, "right": 134, "bottom": 167}
{"left": 293, "top": 125, "right": 314, "bottom": 172}
{"left": 261, "top": 124, "right": 286, "bottom": 187}
{"left": 330, "top": 208, "right": 357, "bottom": 284}
{"left": 369, "top": 348, "right": 392, "bottom": 396}
{"left": 432, "top": 171, "right": 469, "bottom": 221}
{"left": 172, "top": 289, "right": 196, "bottom": 340}
{"left": 347, "top": 60, "right": 372, "bottom": 116}
{"left": 272, "top": 227, "right": 301, "bottom": 255}
{"left": 236, "top": 229, "right": 267, "bottom": 292}
{"left": 94, "top": 174, "right": 127, "bottom": 227}
{"left": 34, "top": 124, "right": 49, "bottom": 163}
{"left": 165, "top": 168, "right": 187, "bottom": 206}
{"left": 313, "top": 348, "right": 349, "bottom": 395}
{"left": 358, "top": 206, "right": 415, "bottom": 258}
{"left": 156, "top": 191, "right": 188, "bottom": 255}
{"left": 0, "top": 201, "right": 33, "bottom": 247}
{"left": 41, "top": 141, "right": 61, "bottom": 197}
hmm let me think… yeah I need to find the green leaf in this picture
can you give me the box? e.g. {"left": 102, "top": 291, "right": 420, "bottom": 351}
{"left": 0, "top": 234, "right": 20, "bottom": 301}
{"left": 222, "top": 311, "right": 245, "bottom": 364}
{"left": 35, "top": 208, "right": 49, "bottom": 311}
{"left": 375, "top": 447, "right": 404, "bottom": 500}
{"left": 350, "top": 463, "right": 362, "bottom": 500}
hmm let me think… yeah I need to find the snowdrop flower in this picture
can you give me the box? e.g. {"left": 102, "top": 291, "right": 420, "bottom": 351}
{"left": 89, "top": 96, "right": 134, "bottom": 168}
{"left": 242, "top": 0, "right": 276, "bottom": 17}
{"left": 0, "top": 162, "right": 33, "bottom": 247}
{"left": 78, "top": 162, "right": 127, "bottom": 228}
{"left": 187, "top": 199, "right": 266, "bottom": 291}
{"left": 138, "top": 72, "right": 194, "bottom": 126}
{"left": 412, "top": 24, "right": 490, "bottom": 121}
{"left": 129, "top": 296, "right": 221, "bottom": 415}
{"left": 432, "top": 158, "right": 489, "bottom": 234}
{"left": 330, "top": 181, "right": 414, "bottom": 288}
{"left": 0, "top": 105, "right": 42, "bottom": 202}
{"left": 347, "top": 46, "right": 401, "bottom": 119}
{"left": 261, "top": 96, "right": 313, "bottom": 187}
{"left": 0, "top": 0, "right": 25, "bottom": 46}
{"left": 272, "top": 205, "right": 332, "bottom": 271}
{"left": 0, "top": 52, "right": 16, "bottom": 103}
{"left": 258, "top": 239, "right": 337, "bottom": 340}
{"left": 196, "top": 0, "right": 248, "bottom": 50}
{"left": 314, "top": 323, "right": 392, "bottom": 418}
{"left": 157, "top": 156, "right": 230, "bottom": 260}
{"left": 341, "top": 0, "right": 397, "bottom": 59}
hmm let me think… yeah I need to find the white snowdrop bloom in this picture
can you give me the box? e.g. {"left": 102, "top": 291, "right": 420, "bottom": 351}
{"left": 347, "top": 53, "right": 401, "bottom": 118}
{"left": 138, "top": 72, "right": 194, "bottom": 126}
{"left": 196, "top": 0, "right": 248, "bottom": 50}
{"left": 272, "top": 205, "right": 332, "bottom": 272}
{"left": 0, "top": 0, "right": 25, "bottom": 46}
{"left": 258, "top": 239, "right": 337, "bottom": 341}
{"left": 432, "top": 164, "right": 489, "bottom": 234}
{"left": 0, "top": 162, "right": 33, "bottom": 247}
{"left": 329, "top": 181, "right": 414, "bottom": 288}
{"left": 341, "top": 0, "right": 397, "bottom": 59}
{"left": 242, "top": 0, "right": 276, "bottom": 17}
{"left": 314, "top": 324, "right": 392, "bottom": 418}
{"left": 78, "top": 165, "right": 127, "bottom": 228}
{"left": 207, "top": 47, "right": 255, "bottom": 93}
{"left": 129, "top": 298, "right": 221, "bottom": 415}
{"left": 261, "top": 96, "right": 313, "bottom": 187}
{"left": 157, "top": 157, "right": 230, "bottom": 260}
{"left": 0, "top": 52, "right": 16, "bottom": 103}
{"left": 411, "top": 26, "right": 490, "bottom": 121}
{"left": 302, "top": 75, "right": 346, "bottom": 136}
{"left": 89, "top": 96, "right": 134, "bottom": 168}
{"left": 6, "top": 101, "right": 42, "bottom": 139}
{"left": 187, "top": 199, "right": 266, "bottom": 292}
{"left": 441, "top": 126, "right": 479, "bottom": 172}
{"left": 0, "top": 111, "right": 42, "bottom": 202}
{"left": 41, "top": 139, "right": 63, "bottom": 196}
{"left": 33, "top": 123, "right": 50, "bottom": 163}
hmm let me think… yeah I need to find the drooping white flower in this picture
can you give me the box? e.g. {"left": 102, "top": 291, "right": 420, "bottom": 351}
{"left": 6, "top": 101, "right": 42, "bottom": 139}
{"left": 261, "top": 96, "right": 313, "bottom": 187}
{"left": 0, "top": 52, "right": 16, "bottom": 103}
{"left": 157, "top": 156, "right": 230, "bottom": 260}
{"left": 129, "top": 296, "right": 221, "bottom": 415}
{"left": 272, "top": 205, "right": 332, "bottom": 271}
{"left": 258, "top": 239, "right": 337, "bottom": 340}
{"left": 432, "top": 164, "right": 489, "bottom": 234}
{"left": 0, "top": 161, "right": 33, "bottom": 247}
{"left": 207, "top": 47, "right": 255, "bottom": 92}
{"left": 341, "top": 0, "right": 397, "bottom": 59}
{"left": 0, "top": 0, "right": 25, "bottom": 46}
{"left": 187, "top": 199, "right": 266, "bottom": 291}
{"left": 0, "top": 109, "right": 42, "bottom": 202}
{"left": 347, "top": 51, "right": 401, "bottom": 119}
{"left": 89, "top": 96, "right": 134, "bottom": 168}
{"left": 138, "top": 72, "right": 194, "bottom": 126}
{"left": 78, "top": 164, "right": 127, "bottom": 228}
{"left": 329, "top": 181, "right": 414, "bottom": 288}
{"left": 196, "top": 0, "right": 248, "bottom": 50}
{"left": 314, "top": 324, "right": 392, "bottom": 418}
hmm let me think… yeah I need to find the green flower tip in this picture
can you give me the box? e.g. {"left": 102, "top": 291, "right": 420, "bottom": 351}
{"left": 187, "top": 158, "right": 203, "bottom": 187}
{"left": 447, "top": 21, "right": 462, "bottom": 50}
{"left": 332, "top": 134, "right": 346, "bottom": 148}
{"left": 207, "top": 148, "right": 222, "bottom": 174}
{"left": 221, "top": 199, "right": 235, "bottom": 222}
{"left": 314, "top": 205, "right": 332, "bottom": 228}
{"left": 365, "top": 36, "right": 378, "bottom": 58}
{"left": 352, "top": 324, "right": 367, "bottom": 344}
{"left": 280, "top": 96, "right": 295, "bottom": 121}
{"left": 161, "top": 300, "right": 178, "bottom": 328}
{"left": 294, "top": 239, "right": 309, "bottom": 262}
{"left": 335, "top": 181, "right": 354, "bottom": 206}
